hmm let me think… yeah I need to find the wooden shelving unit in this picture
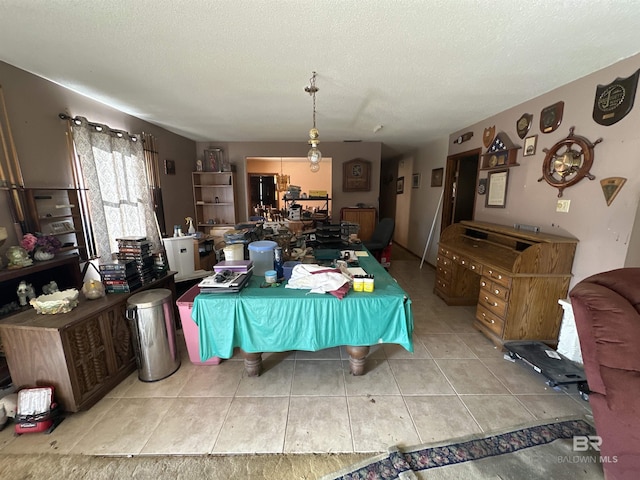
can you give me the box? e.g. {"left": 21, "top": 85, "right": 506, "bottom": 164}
{"left": 24, "top": 188, "right": 90, "bottom": 261}
{"left": 192, "top": 172, "right": 238, "bottom": 234}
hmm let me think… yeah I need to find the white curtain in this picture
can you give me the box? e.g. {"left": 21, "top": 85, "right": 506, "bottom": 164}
{"left": 71, "top": 117, "right": 161, "bottom": 260}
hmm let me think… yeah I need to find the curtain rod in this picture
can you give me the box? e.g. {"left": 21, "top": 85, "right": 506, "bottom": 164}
{"left": 58, "top": 113, "right": 138, "bottom": 141}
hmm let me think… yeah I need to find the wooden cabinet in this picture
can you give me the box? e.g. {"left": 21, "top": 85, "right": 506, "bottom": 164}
{"left": 192, "top": 172, "right": 238, "bottom": 234}
{"left": 24, "top": 188, "right": 90, "bottom": 261}
{"left": 435, "top": 221, "right": 578, "bottom": 346}
{"left": 0, "top": 273, "right": 177, "bottom": 412}
{"left": 340, "top": 207, "right": 377, "bottom": 241}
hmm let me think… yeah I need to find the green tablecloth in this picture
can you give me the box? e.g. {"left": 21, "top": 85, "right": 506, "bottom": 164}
{"left": 191, "top": 252, "right": 413, "bottom": 360}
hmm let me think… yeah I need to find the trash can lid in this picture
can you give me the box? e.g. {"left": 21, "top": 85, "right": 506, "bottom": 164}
{"left": 248, "top": 240, "right": 277, "bottom": 252}
{"left": 127, "top": 288, "right": 172, "bottom": 308}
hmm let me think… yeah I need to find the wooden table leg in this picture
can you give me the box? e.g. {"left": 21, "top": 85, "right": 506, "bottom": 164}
{"left": 345, "top": 345, "right": 370, "bottom": 376}
{"left": 240, "top": 350, "right": 263, "bottom": 377}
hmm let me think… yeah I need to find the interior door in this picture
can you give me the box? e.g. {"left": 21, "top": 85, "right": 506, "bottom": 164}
{"left": 441, "top": 149, "right": 480, "bottom": 231}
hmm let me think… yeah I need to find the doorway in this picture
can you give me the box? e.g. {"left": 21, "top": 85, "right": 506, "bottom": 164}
{"left": 248, "top": 174, "right": 276, "bottom": 218}
{"left": 441, "top": 148, "right": 481, "bottom": 231}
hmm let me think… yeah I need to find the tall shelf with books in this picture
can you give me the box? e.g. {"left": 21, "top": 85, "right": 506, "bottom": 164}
{"left": 192, "top": 172, "right": 238, "bottom": 234}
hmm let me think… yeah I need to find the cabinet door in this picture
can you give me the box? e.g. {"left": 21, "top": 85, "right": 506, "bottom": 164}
{"left": 64, "top": 316, "right": 110, "bottom": 405}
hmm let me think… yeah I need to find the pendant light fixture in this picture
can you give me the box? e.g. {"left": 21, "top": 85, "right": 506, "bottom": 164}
{"left": 275, "top": 157, "right": 290, "bottom": 192}
{"left": 305, "top": 71, "right": 321, "bottom": 172}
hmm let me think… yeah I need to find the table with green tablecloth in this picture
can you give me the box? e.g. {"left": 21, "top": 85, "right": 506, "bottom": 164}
{"left": 191, "top": 251, "right": 413, "bottom": 375}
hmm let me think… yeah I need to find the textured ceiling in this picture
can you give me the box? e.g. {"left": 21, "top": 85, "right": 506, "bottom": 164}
{"left": 1, "top": 0, "right": 640, "bottom": 157}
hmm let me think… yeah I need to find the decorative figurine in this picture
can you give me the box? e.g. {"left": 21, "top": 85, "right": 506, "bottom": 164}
{"left": 82, "top": 279, "right": 106, "bottom": 300}
{"left": 16, "top": 281, "right": 36, "bottom": 306}
{"left": 6, "top": 246, "right": 33, "bottom": 269}
{"left": 42, "top": 280, "right": 59, "bottom": 295}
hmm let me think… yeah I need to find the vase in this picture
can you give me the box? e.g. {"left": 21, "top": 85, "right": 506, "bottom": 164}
{"left": 33, "top": 249, "right": 55, "bottom": 261}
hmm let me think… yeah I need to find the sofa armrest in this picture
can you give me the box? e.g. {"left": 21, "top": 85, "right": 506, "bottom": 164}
{"left": 570, "top": 273, "right": 640, "bottom": 395}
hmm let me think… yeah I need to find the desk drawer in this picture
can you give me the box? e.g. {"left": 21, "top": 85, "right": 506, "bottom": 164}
{"left": 484, "top": 269, "right": 512, "bottom": 288}
{"left": 478, "top": 290, "right": 507, "bottom": 317}
{"left": 435, "top": 277, "right": 450, "bottom": 294}
{"left": 437, "top": 265, "right": 452, "bottom": 280}
{"left": 480, "top": 278, "right": 509, "bottom": 300}
{"left": 476, "top": 304, "right": 505, "bottom": 336}
{"left": 437, "top": 255, "right": 452, "bottom": 268}
{"left": 438, "top": 246, "right": 451, "bottom": 258}
{"left": 467, "top": 259, "right": 483, "bottom": 275}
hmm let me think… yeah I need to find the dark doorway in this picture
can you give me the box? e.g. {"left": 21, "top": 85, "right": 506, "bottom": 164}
{"left": 248, "top": 174, "right": 276, "bottom": 217}
{"left": 441, "top": 149, "right": 480, "bottom": 231}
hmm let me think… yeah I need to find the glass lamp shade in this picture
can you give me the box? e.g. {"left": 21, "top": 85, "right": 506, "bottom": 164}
{"left": 308, "top": 146, "right": 322, "bottom": 164}
{"left": 309, "top": 162, "right": 320, "bottom": 173}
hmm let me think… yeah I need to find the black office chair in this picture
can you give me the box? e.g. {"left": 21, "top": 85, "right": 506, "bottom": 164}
{"left": 363, "top": 218, "right": 395, "bottom": 261}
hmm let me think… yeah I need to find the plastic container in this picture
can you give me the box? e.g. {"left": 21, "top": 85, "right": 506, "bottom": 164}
{"left": 353, "top": 275, "right": 364, "bottom": 292}
{"left": 283, "top": 260, "right": 301, "bottom": 280}
{"left": 363, "top": 275, "right": 375, "bottom": 293}
{"left": 126, "top": 289, "right": 181, "bottom": 381}
{"left": 265, "top": 270, "right": 277, "bottom": 283}
{"left": 177, "top": 285, "right": 222, "bottom": 365}
{"left": 248, "top": 240, "right": 277, "bottom": 276}
{"left": 162, "top": 236, "right": 195, "bottom": 281}
{"left": 223, "top": 243, "right": 244, "bottom": 261}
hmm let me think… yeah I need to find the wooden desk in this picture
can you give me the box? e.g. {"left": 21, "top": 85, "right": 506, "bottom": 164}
{"left": 435, "top": 221, "right": 578, "bottom": 346}
{"left": 0, "top": 273, "right": 177, "bottom": 412}
{"left": 192, "top": 253, "right": 413, "bottom": 376}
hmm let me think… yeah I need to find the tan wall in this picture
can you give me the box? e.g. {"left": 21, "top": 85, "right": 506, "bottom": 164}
{"left": 196, "top": 141, "right": 382, "bottom": 222}
{"left": 446, "top": 53, "right": 640, "bottom": 285}
{"left": 0, "top": 61, "right": 197, "bottom": 255}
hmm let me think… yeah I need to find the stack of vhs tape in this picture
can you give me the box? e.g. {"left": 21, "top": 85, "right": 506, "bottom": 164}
{"left": 99, "top": 259, "right": 142, "bottom": 293}
{"left": 115, "top": 236, "right": 156, "bottom": 286}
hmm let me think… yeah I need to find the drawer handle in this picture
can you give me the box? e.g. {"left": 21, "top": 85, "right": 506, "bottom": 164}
{"left": 481, "top": 313, "right": 495, "bottom": 324}
{"left": 494, "top": 289, "right": 500, "bottom": 295}
{"left": 484, "top": 297, "right": 498, "bottom": 307}
{"left": 481, "top": 281, "right": 486, "bottom": 287}
{"left": 498, "top": 275, "right": 502, "bottom": 279}
{"left": 461, "top": 260, "right": 466, "bottom": 265}
{"left": 471, "top": 265, "right": 475, "bottom": 269}
{"left": 488, "top": 270, "right": 493, "bottom": 275}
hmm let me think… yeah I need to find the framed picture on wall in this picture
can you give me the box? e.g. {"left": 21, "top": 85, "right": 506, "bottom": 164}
{"left": 342, "top": 158, "right": 371, "bottom": 192}
{"left": 164, "top": 159, "right": 176, "bottom": 175}
{"left": 523, "top": 135, "right": 538, "bottom": 157}
{"left": 486, "top": 169, "right": 509, "bottom": 208}
{"left": 431, "top": 168, "right": 443, "bottom": 187}
{"left": 396, "top": 176, "right": 404, "bottom": 194}
{"left": 412, "top": 173, "right": 421, "bottom": 188}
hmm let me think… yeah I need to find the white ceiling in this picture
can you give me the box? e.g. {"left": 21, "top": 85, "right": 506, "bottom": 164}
{"left": 1, "top": 1, "right": 640, "bottom": 157}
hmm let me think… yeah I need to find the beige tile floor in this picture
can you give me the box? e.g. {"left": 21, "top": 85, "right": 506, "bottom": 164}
{"left": 0, "top": 246, "right": 591, "bottom": 456}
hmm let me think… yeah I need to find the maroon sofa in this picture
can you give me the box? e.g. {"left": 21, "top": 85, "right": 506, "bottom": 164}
{"left": 570, "top": 268, "right": 640, "bottom": 480}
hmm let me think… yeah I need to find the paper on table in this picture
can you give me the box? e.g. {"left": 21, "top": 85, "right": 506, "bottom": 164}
{"left": 355, "top": 251, "right": 369, "bottom": 257}
{"left": 347, "top": 267, "right": 367, "bottom": 276}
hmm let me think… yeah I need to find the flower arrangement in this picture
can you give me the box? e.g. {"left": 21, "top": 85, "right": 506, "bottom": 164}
{"left": 20, "top": 233, "right": 62, "bottom": 254}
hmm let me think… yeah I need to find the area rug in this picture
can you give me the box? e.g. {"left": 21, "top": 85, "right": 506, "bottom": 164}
{"left": 321, "top": 417, "right": 603, "bottom": 480}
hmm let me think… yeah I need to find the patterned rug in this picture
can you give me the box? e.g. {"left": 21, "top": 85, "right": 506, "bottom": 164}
{"left": 321, "top": 417, "right": 600, "bottom": 480}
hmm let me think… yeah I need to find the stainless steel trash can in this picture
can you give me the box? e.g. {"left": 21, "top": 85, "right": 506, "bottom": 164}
{"left": 126, "top": 288, "right": 180, "bottom": 382}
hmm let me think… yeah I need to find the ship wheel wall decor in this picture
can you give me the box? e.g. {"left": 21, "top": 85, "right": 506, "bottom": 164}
{"left": 537, "top": 127, "right": 602, "bottom": 197}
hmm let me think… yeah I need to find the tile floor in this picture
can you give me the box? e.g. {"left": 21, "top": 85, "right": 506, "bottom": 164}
{"left": 0, "top": 247, "right": 591, "bottom": 456}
